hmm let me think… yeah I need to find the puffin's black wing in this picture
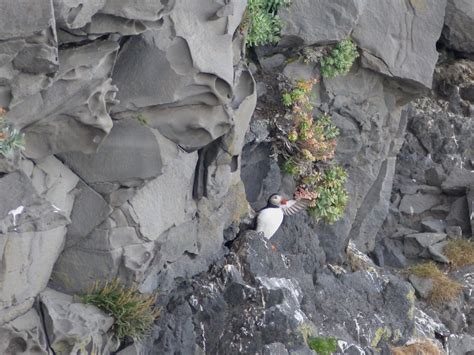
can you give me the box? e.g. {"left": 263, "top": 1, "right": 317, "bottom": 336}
{"left": 282, "top": 199, "right": 309, "bottom": 216}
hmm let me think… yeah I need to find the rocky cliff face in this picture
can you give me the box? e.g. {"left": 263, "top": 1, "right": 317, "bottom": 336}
{"left": 0, "top": 0, "right": 473, "bottom": 354}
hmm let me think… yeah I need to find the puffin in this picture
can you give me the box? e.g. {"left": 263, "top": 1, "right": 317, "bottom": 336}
{"left": 256, "top": 193, "right": 308, "bottom": 239}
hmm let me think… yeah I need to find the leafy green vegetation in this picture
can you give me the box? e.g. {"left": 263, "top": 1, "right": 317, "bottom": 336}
{"left": 0, "top": 108, "right": 24, "bottom": 158}
{"left": 307, "top": 166, "right": 348, "bottom": 223}
{"left": 320, "top": 39, "right": 359, "bottom": 78}
{"left": 278, "top": 79, "right": 348, "bottom": 223}
{"left": 444, "top": 239, "right": 474, "bottom": 270}
{"left": 81, "top": 279, "right": 160, "bottom": 342}
{"left": 408, "top": 262, "right": 462, "bottom": 305}
{"left": 243, "top": 0, "right": 291, "bottom": 47}
{"left": 307, "top": 336, "right": 338, "bottom": 355}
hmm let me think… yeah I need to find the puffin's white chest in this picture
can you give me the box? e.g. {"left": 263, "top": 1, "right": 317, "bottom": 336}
{"left": 256, "top": 207, "right": 284, "bottom": 239}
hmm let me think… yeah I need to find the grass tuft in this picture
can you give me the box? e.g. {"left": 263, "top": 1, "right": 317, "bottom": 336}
{"left": 444, "top": 239, "right": 474, "bottom": 270}
{"left": 391, "top": 340, "right": 441, "bottom": 355}
{"left": 408, "top": 262, "right": 462, "bottom": 305}
{"left": 81, "top": 279, "right": 160, "bottom": 342}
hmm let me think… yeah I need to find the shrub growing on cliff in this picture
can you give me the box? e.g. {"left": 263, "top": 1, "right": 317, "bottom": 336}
{"left": 408, "top": 262, "right": 462, "bottom": 305}
{"left": 244, "top": 0, "right": 291, "bottom": 47}
{"left": 307, "top": 166, "right": 348, "bottom": 223}
{"left": 0, "top": 108, "right": 24, "bottom": 158}
{"left": 444, "top": 239, "right": 474, "bottom": 270}
{"left": 277, "top": 79, "right": 348, "bottom": 223}
{"left": 81, "top": 280, "right": 160, "bottom": 342}
{"left": 320, "top": 39, "right": 359, "bottom": 78}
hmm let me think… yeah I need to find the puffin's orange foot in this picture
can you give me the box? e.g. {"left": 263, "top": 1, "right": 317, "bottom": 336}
{"left": 271, "top": 244, "right": 277, "bottom": 252}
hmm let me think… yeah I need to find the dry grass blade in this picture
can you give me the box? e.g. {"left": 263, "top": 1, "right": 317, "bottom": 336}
{"left": 391, "top": 340, "right": 441, "bottom": 355}
{"left": 444, "top": 239, "right": 474, "bottom": 270}
{"left": 408, "top": 262, "right": 462, "bottom": 305}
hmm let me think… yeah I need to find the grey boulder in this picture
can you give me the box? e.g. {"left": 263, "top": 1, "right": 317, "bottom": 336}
{"left": 399, "top": 193, "right": 441, "bottom": 215}
{"left": 404, "top": 233, "right": 447, "bottom": 259}
{"left": 0, "top": 309, "right": 49, "bottom": 354}
{"left": 441, "top": 168, "right": 474, "bottom": 195}
{"left": 39, "top": 288, "right": 117, "bottom": 354}
{"left": 443, "top": 0, "right": 474, "bottom": 53}
{"left": 409, "top": 275, "right": 434, "bottom": 299}
{"left": 446, "top": 196, "right": 471, "bottom": 235}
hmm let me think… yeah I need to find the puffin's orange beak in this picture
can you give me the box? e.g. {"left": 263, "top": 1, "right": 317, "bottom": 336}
{"left": 281, "top": 199, "right": 288, "bottom": 205}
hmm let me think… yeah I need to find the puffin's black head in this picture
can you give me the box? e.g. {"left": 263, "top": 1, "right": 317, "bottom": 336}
{"left": 267, "top": 194, "right": 287, "bottom": 207}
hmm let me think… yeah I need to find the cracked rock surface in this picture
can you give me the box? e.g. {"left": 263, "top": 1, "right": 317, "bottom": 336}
{"left": 0, "top": 0, "right": 473, "bottom": 354}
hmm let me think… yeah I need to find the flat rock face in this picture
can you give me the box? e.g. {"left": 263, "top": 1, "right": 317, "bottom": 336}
{"left": 128, "top": 149, "right": 197, "bottom": 241}
{"left": 280, "top": 0, "right": 446, "bottom": 88}
{"left": 442, "top": 168, "right": 474, "bottom": 194}
{"left": 0, "top": 171, "right": 68, "bottom": 321}
{"left": 318, "top": 66, "right": 409, "bottom": 260}
{"left": 399, "top": 193, "right": 441, "bottom": 215}
{"left": 279, "top": 0, "right": 367, "bottom": 46}
{"left": 66, "top": 181, "right": 112, "bottom": 247}
{"left": 443, "top": 0, "right": 474, "bottom": 53}
{"left": 353, "top": 0, "right": 447, "bottom": 89}
{"left": 58, "top": 119, "right": 163, "bottom": 185}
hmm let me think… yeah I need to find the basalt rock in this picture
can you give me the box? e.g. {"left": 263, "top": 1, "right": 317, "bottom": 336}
{"left": 0, "top": 309, "right": 49, "bottom": 354}
{"left": 0, "top": 171, "right": 68, "bottom": 323}
{"left": 39, "top": 288, "right": 116, "bottom": 354}
{"left": 442, "top": 0, "right": 474, "bottom": 54}
{"left": 1, "top": 0, "right": 473, "bottom": 353}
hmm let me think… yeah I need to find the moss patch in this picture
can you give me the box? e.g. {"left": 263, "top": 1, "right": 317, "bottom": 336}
{"left": 307, "top": 336, "right": 338, "bottom": 355}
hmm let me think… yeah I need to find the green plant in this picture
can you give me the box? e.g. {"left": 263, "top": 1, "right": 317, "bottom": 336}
{"left": 81, "top": 279, "right": 160, "bottom": 342}
{"left": 307, "top": 336, "right": 338, "bottom": 355}
{"left": 408, "top": 262, "right": 462, "bottom": 305}
{"left": 444, "top": 239, "right": 474, "bottom": 270}
{"left": 244, "top": 0, "right": 291, "bottom": 47}
{"left": 308, "top": 166, "right": 348, "bottom": 223}
{"left": 320, "top": 39, "right": 359, "bottom": 78}
{"left": 0, "top": 108, "right": 25, "bottom": 158}
{"left": 302, "top": 47, "right": 323, "bottom": 64}
{"left": 277, "top": 79, "right": 348, "bottom": 223}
